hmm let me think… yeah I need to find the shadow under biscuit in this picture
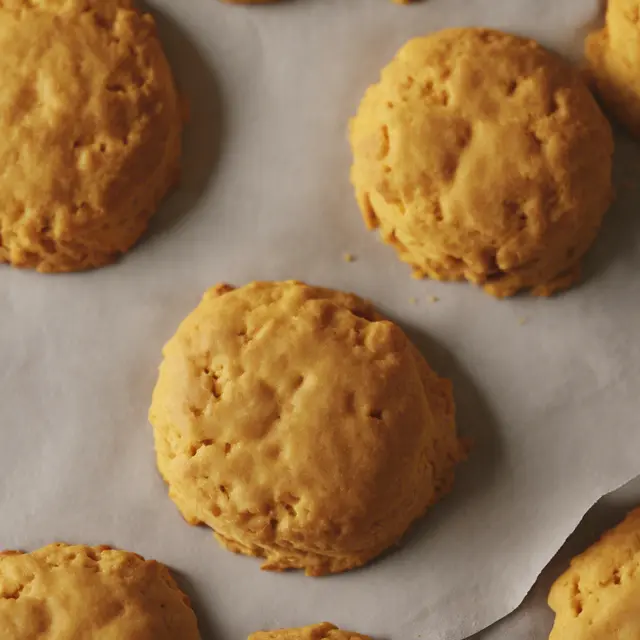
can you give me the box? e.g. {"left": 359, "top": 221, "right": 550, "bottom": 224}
{"left": 321, "top": 321, "right": 504, "bottom": 573}
{"left": 139, "top": 3, "right": 225, "bottom": 244}
{"left": 581, "top": 127, "right": 640, "bottom": 286}
{"left": 170, "top": 568, "right": 224, "bottom": 640}
{"left": 397, "top": 325, "right": 505, "bottom": 546}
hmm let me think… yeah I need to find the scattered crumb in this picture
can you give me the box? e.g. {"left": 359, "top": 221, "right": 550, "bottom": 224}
{"left": 409, "top": 297, "right": 417, "bottom": 305}
{"left": 428, "top": 295, "right": 440, "bottom": 303}
{"left": 518, "top": 317, "right": 528, "bottom": 326}
{"left": 343, "top": 252, "right": 356, "bottom": 263}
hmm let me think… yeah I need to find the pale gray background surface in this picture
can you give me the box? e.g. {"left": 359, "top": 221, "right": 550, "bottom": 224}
{"left": 473, "top": 475, "right": 640, "bottom": 640}
{"left": 1, "top": 1, "right": 639, "bottom": 639}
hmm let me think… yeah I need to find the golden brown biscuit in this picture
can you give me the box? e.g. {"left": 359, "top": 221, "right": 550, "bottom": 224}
{"left": 586, "top": 0, "right": 640, "bottom": 138}
{"left": 150, "top": 280, "right": 464, "bottom": 576}
{"left": 548, "top": 508, "right": 640, "bottom": 639}
{"left": 249, "top": 622, "right": 371, "bottom": 640}
{"left": 0, "top": 0, "right": 182, "bottom": 272}
{"left": 350, "top": 28, "right": 613, "bottom": 298}
{"left": 0, "top": 543, "right": 200, "bottom": 639}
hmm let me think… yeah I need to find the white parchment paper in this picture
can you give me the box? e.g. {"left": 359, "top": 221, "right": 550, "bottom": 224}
{"left": 2, "top": 1, "right": 639, "bottom": 639}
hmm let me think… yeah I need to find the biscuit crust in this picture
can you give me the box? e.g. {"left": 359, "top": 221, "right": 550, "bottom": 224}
{"left": 0, "top": 543, "right": 200, "bottom": 639}
{"left": 350, "top": 28, "right": 613, "bottom": 297}
{"left": 548, "top": 508, "right": 640, "bottom": 639}
{"left": 150, "top": 281, "right": 464, "bottom": 576}
{"left": 586, "top": 0, "right": 640, "bottom": 138}
{"left": 0, "top": 0, "right": 182, "bottom": 272}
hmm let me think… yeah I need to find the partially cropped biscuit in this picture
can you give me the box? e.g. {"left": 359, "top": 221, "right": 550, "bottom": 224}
{"left": 350, "top": 28, "right": 614, "bottom": 298}
{"left": 0, "top": 543, "right": 200, "bottom": 639}
{"left": 586, "top": 0, "right": 640, "bottom": 138}
{"left": 150, "top": 280, "right": 464, "bottom": 576}
{"left": 249, "top": 623, "right": 371, "bottom": 640}
{"left": 0, "top": 0, "right": 182, "bottom": 272}
{"left": 548, "top": 508, "right": 640, "bottom": 639}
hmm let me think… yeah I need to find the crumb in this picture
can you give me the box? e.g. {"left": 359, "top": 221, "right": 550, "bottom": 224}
{"left": 428, "top": 295, "right": 440, "bottom": 303}
{"left": 409, "top": 297, "right": 417, "bottom": 305}
{"left": 518, "top": 317, "right": 528, "bottom": 326}
{"left": 343, "top": 252, "right": 356, "bottom": 263}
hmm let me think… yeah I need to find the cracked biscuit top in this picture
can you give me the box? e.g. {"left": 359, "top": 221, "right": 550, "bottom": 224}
{"left": 249, "top": 623, "right": 372, "bottom": 640}
{"left": 548, "top": 508, "right": 640, "bottom": 639}
{"left": 0, "top": 0, "right": 182, "bottom": 272}
{"left": 0, "top": 543, "right": 200, "bottom": 639}
{"left": 349, "top": 28, "right": 613, "bottom": 298}
{"left": 149, "top": 281, "right": 464, "bottom": 576}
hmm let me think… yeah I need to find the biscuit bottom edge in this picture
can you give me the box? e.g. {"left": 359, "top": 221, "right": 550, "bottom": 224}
{"left": 213, "top": 531, "right": 386, "bottom": 577}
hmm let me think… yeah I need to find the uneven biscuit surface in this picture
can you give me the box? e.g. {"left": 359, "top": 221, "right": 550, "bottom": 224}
{"left": 0, "top": 0, "right": 182, "bottom": 272}
{"left": 249, "top": 622, "right": 372, "bottom": 640}
{"left": 586, "top": 0, "right": 640, "bottom": 138}
{"left": 0, "top": 543, "right": 200, "bottom": 639}
{"left": 350, "top": 28, "right": 613, "bottom": 297}
{"left": 548, "top": 508, "right": 640, "bottom": 639}
{"left": 150, "top": 280, "right": 464, "bottom": 576}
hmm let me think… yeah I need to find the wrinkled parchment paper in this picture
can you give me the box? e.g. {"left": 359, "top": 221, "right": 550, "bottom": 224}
{"left": 2, "top": 1, "right": 640, "bottom": 639}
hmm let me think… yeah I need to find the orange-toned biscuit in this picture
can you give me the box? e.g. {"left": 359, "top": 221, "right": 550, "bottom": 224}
{"left": 549, "top": 508, "right": 640, "bottom": 639}
{"left": 150, "top": 280, "right": 464, "bottom": 576}
{"left": 0, "top": 0, "right": 182, "bottom": 272}
{"left": 0, "top": 543, "right": 200, "bottom": 639}
{"left": 586, "top": 0, "right": 640, "bottom": 138}
{"left": 350, "top": 28, "right": 613, "bottom": 297}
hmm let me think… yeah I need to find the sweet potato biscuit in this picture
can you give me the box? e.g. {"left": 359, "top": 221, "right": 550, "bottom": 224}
{"left": 586, "top": 0, "right": 640, "bottom": 138}
{"left": 150, "top": 280, "right": 464, "bottom": 576}
{"left": 350, "top": 28, "right": 613, "bottom": 297}
{"left": 0, "top": 0, "right": 182, "bottom": 272}
{"left": 0, "top": 543, "right": 200, "bottom": 639}
{"left": 548, "top": 507, "right": 640, "bottom": 639}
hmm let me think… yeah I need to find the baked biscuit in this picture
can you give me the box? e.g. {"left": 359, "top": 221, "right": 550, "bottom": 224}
{"left": 150, "top": 280, "right": 464, "bottom": 576}
{"left": 249, "top": 623, "right": 371, "bottom": 640}
{"left": 0, "top": 0, "right": 182, "bottom": 272}
{"left": 0, "top": 543, "right": 200, "bottom": 639}
{"left": 586, "top": 0, "right": 640, "bottom": 138}
{"left": 548, "top": 507, "right": 640, "bottom": 639}
{"left": 349, "top": 28, "right": 614, "bottom": 298}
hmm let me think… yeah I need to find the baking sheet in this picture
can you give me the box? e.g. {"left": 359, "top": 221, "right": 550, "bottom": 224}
{"left": 2, "top": 1, "right": 639, "bottom": 639}
{"left": 473, "top": 474, "right": 640, "bottom": 640}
